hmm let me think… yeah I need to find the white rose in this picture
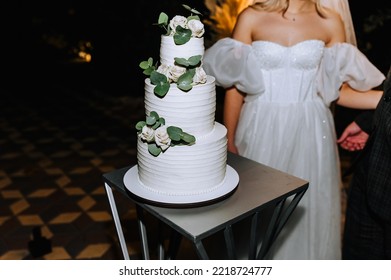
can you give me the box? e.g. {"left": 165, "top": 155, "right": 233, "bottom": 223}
{"left": 155, "top": 126, "right": 171, "bottom": 151}
{"left": 169, "top": 15, "right": 187, "bottom": 35}
{"left": 193, "top": 67, "right": 207, "bottom": 84}
{"left": 140, "top": 126, "right": 155, "bottom": 142}
{"left": 169, "top": 65, "right": 186, "bottom": 82}
{"left": 157, "top": 64, "right": 172, "bottom": 81}
{"left": 187, "top": 19, "right": 205, "bottom": 38}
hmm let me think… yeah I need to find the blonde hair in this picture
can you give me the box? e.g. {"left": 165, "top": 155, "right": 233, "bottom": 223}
{"left": 251, "top": 0, "right": 327, "bottom": 18}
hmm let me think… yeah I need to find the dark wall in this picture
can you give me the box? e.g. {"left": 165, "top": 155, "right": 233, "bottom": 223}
{"left": 31, "top": 0, "right": 389, "bottom": 98}
{"left": 31, "top": 0, "right": 208, "bottom": 96}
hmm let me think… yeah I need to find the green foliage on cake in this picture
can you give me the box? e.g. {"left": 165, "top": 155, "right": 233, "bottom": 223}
{"left": 136, "top": 111, "right": 196, "bottom": 157}
{"left": 138, "top": 4, "right": 206, "bottom": 97}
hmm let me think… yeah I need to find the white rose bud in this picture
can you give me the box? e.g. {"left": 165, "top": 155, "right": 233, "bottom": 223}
{"left": 169, "top": 15, "right": 187, "bottom": 35}
{"left": 193, "top": 67, "right": 207, "bottom": 84}
{"left": 187, "top": 19, "right": 205, "bottom": 38}
{"left": 157, "top": 64, "right": 172, "bottom": 82}
{"left": 155, "top": 126, "right": 171, "bottom": 151}
{"left": 140, "top": 126, "right": 155, "bottom": 142}
{"left": 169, "top": 65, "right": 186, "bottom": 82}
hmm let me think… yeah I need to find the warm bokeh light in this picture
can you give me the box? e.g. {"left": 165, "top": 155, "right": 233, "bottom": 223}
{"left": 204, "top": 0, "right": 253, "bottom": 40}
{"left": 78, "top": 51, "right": 91, "bottom": 63}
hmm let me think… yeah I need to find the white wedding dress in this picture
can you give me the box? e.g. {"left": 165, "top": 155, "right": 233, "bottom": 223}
{"left": 203, "top": 38, "right": 385, "bottom": 259}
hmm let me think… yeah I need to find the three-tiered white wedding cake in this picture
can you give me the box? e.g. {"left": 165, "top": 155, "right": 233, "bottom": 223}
{"left": 134, "top": 8, "right": 235, "bottom": 200}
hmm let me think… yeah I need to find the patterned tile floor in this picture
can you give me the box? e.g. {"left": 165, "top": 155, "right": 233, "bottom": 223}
{"left": 0, "top": 79, "right": 353, "bottom": 260}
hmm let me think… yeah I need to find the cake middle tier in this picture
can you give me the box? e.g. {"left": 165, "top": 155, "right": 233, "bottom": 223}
{"left": 144, "top": 76, "right": 216, "bottom": 136}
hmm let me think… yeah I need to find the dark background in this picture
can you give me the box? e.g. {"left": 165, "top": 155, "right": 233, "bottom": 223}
{"left": 0, "top": 0, "right": 386, "bottom": 260}
{"left": 30, "top": 0, "right": 390, "bottom": 129}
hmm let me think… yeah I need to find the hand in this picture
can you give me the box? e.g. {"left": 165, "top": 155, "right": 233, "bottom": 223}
{"left": 227, "top": 142, "right": 239, "bottom": 154}
{"left": 337, "top": 121, "right": 369, "bottom": 151}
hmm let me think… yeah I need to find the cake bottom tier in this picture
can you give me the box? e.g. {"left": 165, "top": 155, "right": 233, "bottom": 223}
{"left": 137, "top": 122, "right": 227, "bottom": 196}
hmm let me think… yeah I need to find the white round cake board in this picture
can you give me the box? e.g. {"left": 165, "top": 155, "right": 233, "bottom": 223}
{"left": 123, "top": 165, "right": 239, "bottom": 207}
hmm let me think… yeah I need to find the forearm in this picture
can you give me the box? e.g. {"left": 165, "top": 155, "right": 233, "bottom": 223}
{"left": 224, "top": 87, "right": 244, "bottom": 149}
{"left": 336, "top": 83, "right": 382, "bottom": 109}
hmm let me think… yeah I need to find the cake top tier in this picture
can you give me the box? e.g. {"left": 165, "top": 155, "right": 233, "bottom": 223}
{"left": 139, "top": 5, "right": 208, "bottom": 98}
{"left": 157, "top": 5, "right": 205, "bottom": 45}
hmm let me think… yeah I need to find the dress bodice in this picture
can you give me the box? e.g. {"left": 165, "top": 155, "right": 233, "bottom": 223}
{"left": 251, "top": 40, "right": 325, "bottom": 103}
{"left": 203, "top": 37, "right": 385, "bottom": 106}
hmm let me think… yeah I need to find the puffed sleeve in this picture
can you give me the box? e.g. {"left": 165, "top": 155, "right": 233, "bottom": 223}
{"left": 317, "top": 43, "right": 385, "bottom": 105}
{"left": 203, "top": 38, "right": 265, "bottom": 96}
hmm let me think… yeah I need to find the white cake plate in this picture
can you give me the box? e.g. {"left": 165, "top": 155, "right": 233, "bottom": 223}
{"left": 123, "top": 165, "right": 239, "bottom": 208}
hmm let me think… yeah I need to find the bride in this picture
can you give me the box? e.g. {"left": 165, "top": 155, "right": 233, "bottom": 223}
{"left": 203, "top": 0, "right": 385, "bottom": 259}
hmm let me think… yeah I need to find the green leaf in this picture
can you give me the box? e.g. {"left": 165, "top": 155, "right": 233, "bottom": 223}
{"left": 146, "top": 115, "right": 156, "bottom": 126}
{"left": 151, "top": 116, "right": 164, "bottom": 130}
{"left": 174, "top": 57, "right": 190, "bottom": 67}
{"left": 143, "top": 67, "right": 154, "bottom": 76}
{"left": 182, "top": 4, "right": 192, "bottom": 11}
{"left": 154, "top": 82, "right": 169, "bottom": 97}
{"left": 139, "top": 60, "right": 150, "bottom": 69}
{"left": 150, "top": 111, "right": 159, "bottom": 120}
{"left": 167, "top": 126, "right": 182, "bottom": 141}
{"left": 181, "top": 132, "right": 196, "bottom": 144}
{"left": 174, "top": 55, "right": 201, "bottom": 68}
{"left": 152, "top": 122, "right": 160, "bottom": 130}
{"left": 158, "top": 117, "right": 165, "bottom": 125}
{"left": 187, "top": 15, "right": 200, "bottom": 21}
{"left": 182, "top": 4, "right": 202, "bottom": 16}
{"left": 148, "top": 143, "right": 161, "bottom": 157}
{"left": 173, "top": 26, "right": 192, "bottom": 45}
{"left": 147, "top": 57, "right": 153, "bottom": 66}
{"left": 135, "top": 121, "right": 146, "bottom": 130}
{"left": 158, "top": 12, "right": 168, "bottom": 26}
{"left": 187, "top": 55, "right": 202, "bottom": 66}
{"left": 177, "top": 69, "right": 195, "bottom": 91}
{"left": 150, "top": 70, "right": 168, "bottom": 85}
{"left": 150, "top": 71, "right": 169, "bottom": 97}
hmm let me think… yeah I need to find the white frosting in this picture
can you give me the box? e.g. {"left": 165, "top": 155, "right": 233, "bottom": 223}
{"left": 144, "top": 76, "right": 216, "bottom": 136}
{"left": 137, "top": 123, "right": 227, "bottom": 195}
{"left": 160, "top": 35, "right": 204, "bottom": 66}
{"left": 136, "top": 33, "right": 228, "bottom": 197}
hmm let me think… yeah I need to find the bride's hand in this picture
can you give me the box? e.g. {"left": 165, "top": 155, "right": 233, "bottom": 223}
{"left": 227, "top": 142, "right": 239, "bottom": 154}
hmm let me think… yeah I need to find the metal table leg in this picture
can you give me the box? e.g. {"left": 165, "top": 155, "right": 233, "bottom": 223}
{"left": 248, "top": 211, "right": 260, "bottom": 259}
{"left": 224, "top": 225, "right": 237, "bottom": 259}
{"left": 104, "top": 183, "right": 130, "bottom": 260}
{"left": 136, "top": 205, "right": 150, "bottom": 259}
{"left": 257, "top": 189, "right": 307, "bottom": 259}
{"left": 193, "top": 240, "right": 209, "bottom": 260}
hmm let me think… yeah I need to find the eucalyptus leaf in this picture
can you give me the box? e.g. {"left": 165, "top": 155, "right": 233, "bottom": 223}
{"left": 158, "top": 117, "right": 165, "bottom": 125}
{"left": 177, "top": 69, "right": 195, "bottom": 91}
{"left": 182, "top": 4, "right": 202, "bottom": 16}
{"left": 187, "top": 55, "right": 202, "bottom": 66}
{"left": 167, "top": 126, "right": 182, "bottom": 141}
{"left": 190, "top": 9, "right": 202, "bottom": 16}
{"left": 154, "top": 82, "right": 169, "bottom": 97}
{"left": 148, "top": 143, "right": 161, "bottom": 157}
{"left": 173, "top": 26, "right": 192, "bottom": 45}
{"left": 150, "top": 71, "right": 168, "bottom": 85}
{"left": 150, "top": 111, "right": 159, "bottom": 119}
{"left": 187, "top": 15, "right": 200, "bottom": 21}
{"left": 146, "top": 115, "right": 157, "bottom": 126}
{"left": 143, "top": 67, "right": 155, "bottom": 76}
{"left": 135, "top": 121, "right": 146, "bottom": 130}
{"left": 152, "top": 122, "right": 160, "bottom": 130}
{"left": 182, "top": 4, "right": 191, "bottom": 11}
{"left": 158, "top": 12, "right": 168, "bottom": 26}
{"left": 181, "top": 132, "right": 196, "bottom": 144}
{"left": 174, "top": 57, "right": 190, "bottom": 67}
{"left": 139, "top": 61, "right": 150, "bottom": 69}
